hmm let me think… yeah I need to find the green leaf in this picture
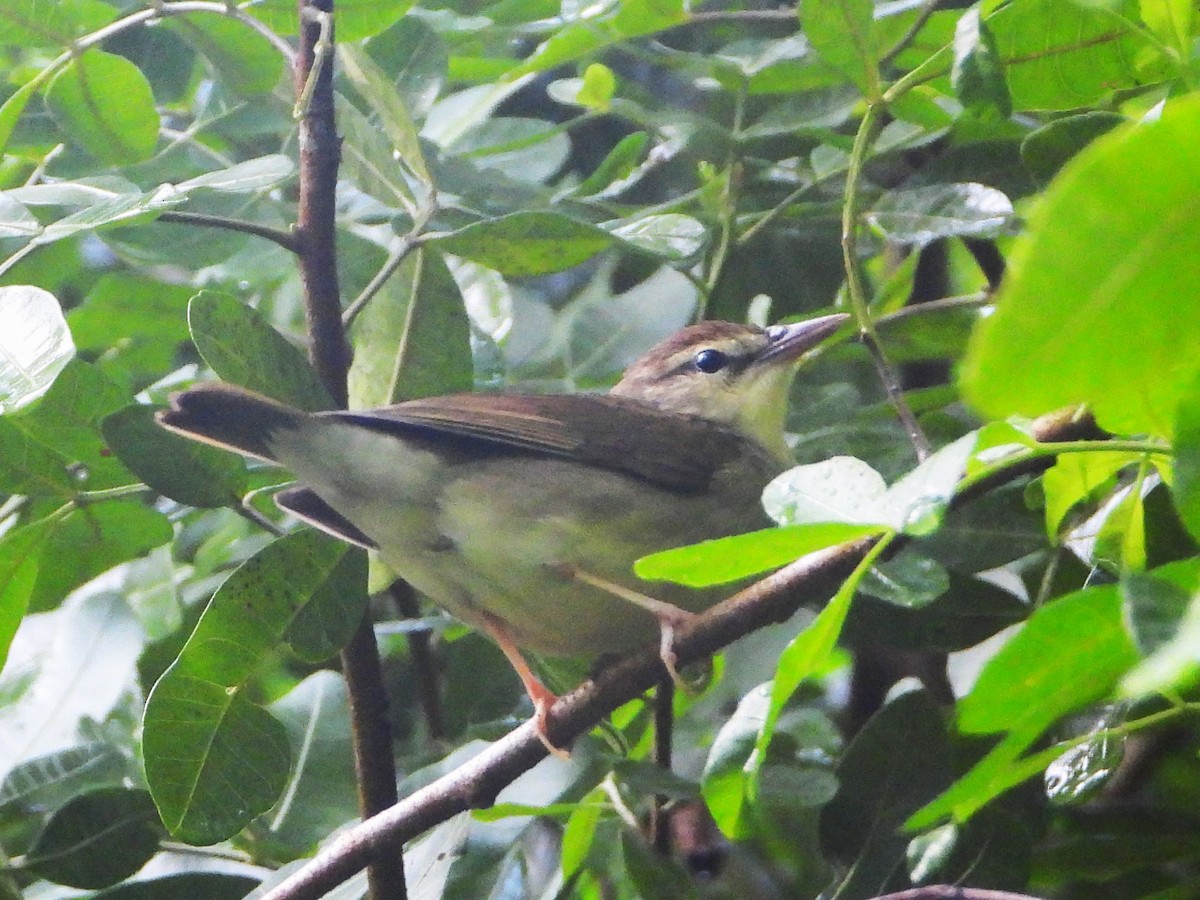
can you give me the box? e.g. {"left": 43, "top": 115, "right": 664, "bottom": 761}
{"left": 607, "top": 213, "right": 707, "bottom": 262}
{"left": 0, "top": 519, "right": 55, "bottom": 671}
{"left": 959, "top": 585, "right": 1137, "bottom": 737}
{"left": 635, "top": 522, "right": 880, "bottom": 587}
{"left": 578, "top": 63, "right": 617, "bottom": 110}
{"left": 0, "top": 285, "right": 75, "bottom": 414}
{"left": 250, "top": 0, "right": 412, "bottom": 41}
{"left": 861, "top": 553, "right": 949, "bottom": 608}
{"left": 0, "top": 0, "right": 118, "bottom": 48}
{"left": 866, "top": 184, "right": 1014, "bottom": 247}
{"left": 27, "top": 788, "right": 163, "bottom": 889}
{"left": 338, "top": 44, "right": 430, "bottom": 190}
{"left": 431, "top": 212, "right": 612, "bottom": 276}
{"left": 962, "top": 93, "right": 1200, "bottom": 438}
{"left": 166, "top": 12, "right": 284, "bottom": 95}
{"left": 0, "top": 742, "right": 132, "bottom": 813}
{"left": 800, "top": 0, "right": 880, "bottom": 96}
{"left": 31, "top": 503, "right": 173, "bottom": 611}
{"left": 284, "top": 547, "right": 368, "bottom": 662}
{"left": 348, "top": 248, "right": 472, "bottom": 407}
{"left": 174, "top": 155, "right": 295, "bottom": 194}
{"left": 0, "top": 79, "right": 39, "bottom": 157}
{"left": 143, "top": 679, "right": 289, "bottom": 844}
{"left": 701, "top": 683, "right": 770, "bottom": 839}
{"left": 1043, "top": 450, "right": 1139, "bottom": 536}
{"left": 68, "top": 274, "right": 193, "bottom": 349}
{"left": 990, "top": 0, "right": 1173, "bottom": 111}
{"left": 44, "top": 50, "right": 159, "bottom": 166}
{"left": 7, "top": 359, "right": 131, "bottom": 490}
{"left": 511, "top": 0, "right": 686, "bottom": 75}
{"left": 750, "top": 537, "right": 891, "bottom": 791}
{"left": 366, "top": 16, "right": 447, "bottom": 117}
{"left": 0, "top": 419, "right": 74, "bottom": 496}
{"left": 951, "top": 8, "right": 1011, "bottom": 120}
{"left": 1020, "top": 111, "right": 1125, "bottom": 185}
{"left": 187, "top": 291, "right": 333, "bottom": 411}
{"left": 568, "top": 132, "right": 650, "bottom": 198}
{"left": 102, "top": 405, "right": 247, "bottom": 509}
{"left": 1121, "top": 559, "right": 1200, "bottom": 697}
{"left": 144, "top": 530, "right": 360, "bottom": 842}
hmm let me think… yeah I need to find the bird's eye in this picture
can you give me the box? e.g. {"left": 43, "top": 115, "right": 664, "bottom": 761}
{"left": 694, "top": 348, "right": 728, "bottom": 373}
{"left": 765, "top": 324, "right": 787, "bottom": 342}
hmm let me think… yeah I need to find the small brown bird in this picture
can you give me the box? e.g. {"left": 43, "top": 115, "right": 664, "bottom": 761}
{"left": 158, "top": 315, "right": 847, "bottom": 742}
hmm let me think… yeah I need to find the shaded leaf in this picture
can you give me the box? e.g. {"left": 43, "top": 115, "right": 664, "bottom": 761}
{"left": 143, "top": 530, "right": 363, "bottom": 842}
{"left": 348, "top": 247, "right": 472, "bottom": 407}
{"left": 45, "top": 50, "right": 158, "bottom": 166}
{"left": 102, "top": 405, "right": 247, "bottom": 509}
{"left": 31, "top": 503, "right": 173, "bottom": 611}
{"left": 866, "top": 184, "right": 1013, "bottom": 247}
{"left": 951, "top": 8, "right": 1011, "bottom": 120}
{"left": 821, "top": 692, "right": 952, "bottom": 897}
{"left": 187, "top": 291, "right": 333, "bottom": 411}
{"left": 27, "top": 788, "right": 163, "bottom": 889}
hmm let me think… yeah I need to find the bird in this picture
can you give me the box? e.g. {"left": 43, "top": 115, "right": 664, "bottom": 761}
{"left": 158, "top": 314, "right": 849, "bottom": 744}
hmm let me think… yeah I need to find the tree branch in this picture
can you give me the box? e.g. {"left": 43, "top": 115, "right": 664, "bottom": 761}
{"left": 293, "top": 2, "right": 404, "bottom": 898}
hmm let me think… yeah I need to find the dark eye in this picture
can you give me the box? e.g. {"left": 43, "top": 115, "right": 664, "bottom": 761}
{"left": 765, "top": 324, "right": 787, "bottom": 342}
{"left": 694, "top": 348, "right": 727, "bottom": 373}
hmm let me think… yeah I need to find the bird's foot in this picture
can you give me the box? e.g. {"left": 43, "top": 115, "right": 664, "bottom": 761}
{"left": 477, "top": 610, "right": 571, "bottom": 758}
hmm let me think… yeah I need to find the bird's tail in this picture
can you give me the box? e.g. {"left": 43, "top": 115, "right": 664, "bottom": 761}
{"left": 157, "top": 383, "right": 306, "bottom": 463}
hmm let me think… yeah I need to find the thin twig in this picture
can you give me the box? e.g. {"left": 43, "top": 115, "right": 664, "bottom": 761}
{"left": 649, "top": 676, "right": 674, "bottom": 854}
{"left": 841, "top": 104, "right": 931, "bottom": 461}
{"left": 389, "top": 581, "right": 446, "bottom": 742}
{"left": 158, "top": 211, "right": 300, "bottom": 254}
{"left": 878, "top": 0, "right": 941, "bottom": 68}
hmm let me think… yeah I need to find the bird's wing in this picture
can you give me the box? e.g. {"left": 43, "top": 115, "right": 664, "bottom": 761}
{"left": 329, "top": 393, "right": 764, "bottom": 493}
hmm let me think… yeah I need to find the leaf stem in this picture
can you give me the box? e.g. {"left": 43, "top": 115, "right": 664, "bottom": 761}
{"left": 841, "top": 103, "right": 931, "bottom": 461}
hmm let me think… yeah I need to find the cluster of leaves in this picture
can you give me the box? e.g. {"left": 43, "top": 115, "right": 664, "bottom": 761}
{"left": 0, "top": 0, "right": 1199, "bottom": 898}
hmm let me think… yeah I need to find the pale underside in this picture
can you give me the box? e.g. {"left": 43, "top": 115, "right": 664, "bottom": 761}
{"left": 270, "top": 420, "right": 780, "bottom": 657}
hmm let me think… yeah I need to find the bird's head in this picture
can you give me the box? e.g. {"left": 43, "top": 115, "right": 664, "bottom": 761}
{"left": 610, "top": 314, "right": 850, "bottom": 460}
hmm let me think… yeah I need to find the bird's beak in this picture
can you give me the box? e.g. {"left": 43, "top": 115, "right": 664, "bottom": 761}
{"left": 754, "top": 313, "right": 851, "bottom": 367}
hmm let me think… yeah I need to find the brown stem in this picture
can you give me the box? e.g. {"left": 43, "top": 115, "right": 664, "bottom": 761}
{"left": 293, "top": 2, "right": 404, "bottom": 898}
{"left": 157, "top": 211, "right": 300, "bottom": 254}
{"left": 296, "top": 0, "right": 350, "bottom": 408}
{"left": 649, "top": 676, "right": 674, "bottom": 854}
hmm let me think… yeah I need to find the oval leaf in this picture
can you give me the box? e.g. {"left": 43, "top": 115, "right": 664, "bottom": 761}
{"left": 102, "top": 405, "right": 247, "bottom": 509}
{"left": 45, "top": 50, "right": 158, "bottom": 165}
{"left": 187, "top": 291, "right": 333, "bottom": 411}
